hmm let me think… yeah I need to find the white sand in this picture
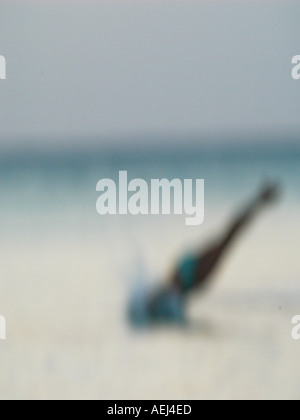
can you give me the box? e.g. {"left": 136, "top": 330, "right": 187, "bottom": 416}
{"left": 0, "top": 205, "right": 299, "bottom": 400}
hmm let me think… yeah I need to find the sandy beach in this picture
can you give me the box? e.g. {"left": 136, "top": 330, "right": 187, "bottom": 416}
{"left": 0, "top": 185, "right": 299, "bottom": 399}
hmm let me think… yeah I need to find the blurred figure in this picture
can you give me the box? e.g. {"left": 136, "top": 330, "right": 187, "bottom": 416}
{"left": 128, "top": 183, "right": 280, "bottom": 327}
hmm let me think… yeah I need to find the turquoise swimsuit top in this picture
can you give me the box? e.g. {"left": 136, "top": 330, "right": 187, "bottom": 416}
{"left": 178, "top": 254, "right": 198, "bottom": 293}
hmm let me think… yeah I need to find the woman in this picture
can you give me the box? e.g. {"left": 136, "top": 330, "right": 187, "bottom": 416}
{"left": 128, "top": 183, "right": 280, "bottom": 327}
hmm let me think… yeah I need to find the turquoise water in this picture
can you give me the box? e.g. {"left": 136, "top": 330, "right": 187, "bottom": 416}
{"left": 0, "top": 143, "right": 299, "bottom": 220}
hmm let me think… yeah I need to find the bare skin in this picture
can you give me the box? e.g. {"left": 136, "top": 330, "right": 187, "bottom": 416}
{"left": 170, "top": 183, "right": 280, "bottom": 296}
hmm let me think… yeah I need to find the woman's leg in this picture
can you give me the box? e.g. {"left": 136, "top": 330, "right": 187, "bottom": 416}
{"left": 171, "top": 183, "right": 280, "bottom": 293}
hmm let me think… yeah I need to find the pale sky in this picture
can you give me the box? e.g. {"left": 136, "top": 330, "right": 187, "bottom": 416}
{"left": 1, "top": 1, "right": 300, "bottom": 151}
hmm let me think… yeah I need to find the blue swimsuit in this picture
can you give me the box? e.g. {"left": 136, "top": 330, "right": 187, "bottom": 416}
{"left": 128, "top": 254, "right": 199, "bottom": 327}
